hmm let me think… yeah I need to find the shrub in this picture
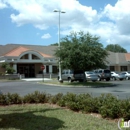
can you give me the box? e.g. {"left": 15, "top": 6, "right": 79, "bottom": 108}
{"left": 99, "top": 94, "right": 121, "bottom": 119}
{"left": 0, "top": 93, "right": 22, "bottom": 105}
{"left": 50, "top": 93, "right": 63, "bottom": 104}
{"left": 23, "top": 91, "right": 50, "bottom": 104}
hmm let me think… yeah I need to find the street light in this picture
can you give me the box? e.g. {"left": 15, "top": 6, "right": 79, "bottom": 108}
{"left": 53, "top": 9, "right": 66, "bottom": 82}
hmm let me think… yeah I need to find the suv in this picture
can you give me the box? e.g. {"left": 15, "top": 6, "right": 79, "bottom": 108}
{"left": 94, "top": 69, "right": 111, "bottom": 81}
{"left": 58, "top": 69, "right": 85, "bottom": 82}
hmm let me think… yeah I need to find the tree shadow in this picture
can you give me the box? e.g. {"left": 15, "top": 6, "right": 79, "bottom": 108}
{"left": 0, "top": 108, "right": 65, "bottom": 130}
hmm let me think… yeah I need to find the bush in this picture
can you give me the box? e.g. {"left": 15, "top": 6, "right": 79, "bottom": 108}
{"left": 23, "top": 91, "right": 50, "bottom": 103}
{"left": 99, "top": 94, "right": 121, "bottom": 119}
{"left": 50, "top": 93, "right": 63, "bottom": 104}
{"left": 0, "top": 93, "right": 22, "bottom": 105}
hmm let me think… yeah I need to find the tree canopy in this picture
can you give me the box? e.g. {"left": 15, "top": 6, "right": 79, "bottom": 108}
{"left": 55, "top": 31, "right": 108, "bottom": 71}
{"left": 105, "top": 44, "right": 127, "bottom": 53}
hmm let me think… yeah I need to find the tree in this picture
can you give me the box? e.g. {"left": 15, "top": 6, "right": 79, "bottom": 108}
{"left": 105, "top": 44, "right": 127, "bottom": 53}
{"left": 50, "top": 43, "right": 58, "bottom": 46}
{"left": 55, "top": 31, "right": 108, "bottom": 71}
{"left": 1, "top": 62, "right": 15, "bottom": 74}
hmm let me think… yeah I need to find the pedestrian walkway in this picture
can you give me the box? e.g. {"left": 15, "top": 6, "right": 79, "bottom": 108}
{"left": 21, "top": 78, "right": 52, "bottom": 81}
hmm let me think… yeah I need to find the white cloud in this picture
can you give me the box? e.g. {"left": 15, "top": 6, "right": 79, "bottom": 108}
{"left": 41, "top": 33, "right": 51, "bottom": 39}
{"left": 1, "top": 0, "right": 130, "bottom": 50}
{"left": 0, "top": 0, "right": 7, "bottom": 9}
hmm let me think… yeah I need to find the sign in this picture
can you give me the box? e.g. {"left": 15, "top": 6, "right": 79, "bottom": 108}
{"left": 41, "top": 65, "right": 45, "bottom": 70}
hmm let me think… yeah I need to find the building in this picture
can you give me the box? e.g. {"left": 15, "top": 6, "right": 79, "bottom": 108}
{"left": 0, "top": 44, "right": 58, "bottom": 78}
{"left": 0, "top": 44, "right": 130, "bottom": 78}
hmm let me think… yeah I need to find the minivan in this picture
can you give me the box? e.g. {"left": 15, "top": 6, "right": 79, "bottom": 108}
{"left": 58, "top": 69, "right": 85, "bottom": 82}
{"left": 94, "top": 69, "right": 111, "bottom": 81}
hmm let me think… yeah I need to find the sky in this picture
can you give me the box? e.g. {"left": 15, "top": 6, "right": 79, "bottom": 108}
{"left": 0, "top": 0, "right": 130, "bottom": 52}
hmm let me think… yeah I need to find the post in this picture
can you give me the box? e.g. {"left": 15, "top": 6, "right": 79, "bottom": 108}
{"left": 53, "top": 9, "right": 65, "bottom": 82}
{"left": 43, "top": 70, "right": 44, "bottom": 82}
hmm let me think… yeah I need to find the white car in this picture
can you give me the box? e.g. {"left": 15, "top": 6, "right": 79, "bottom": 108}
{"left": 85, "top": 71, "right": 99, "bottom": 82}
{"left": 119, "top": 72, "right": 130, "bottom": 80}
{"left": 111, "top": 72, "right": 119, "bottom": 80}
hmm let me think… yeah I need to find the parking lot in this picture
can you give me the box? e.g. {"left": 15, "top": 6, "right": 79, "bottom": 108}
{"left": 0, "top": 79, "right": 130, "bottom": 99}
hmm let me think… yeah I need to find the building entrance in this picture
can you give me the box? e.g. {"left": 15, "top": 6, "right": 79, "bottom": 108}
{"left": 17, "top": 64, "right": 35, "bottom": 78}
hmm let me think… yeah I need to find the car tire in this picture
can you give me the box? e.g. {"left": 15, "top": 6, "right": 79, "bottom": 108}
{"left": 68, "top": 77, "right": 72, "bottom": 83}
{"left": 112, "top": 76, "right": 116, "bottom": 81}
{"left": 106, "top": 78, "right": 110, "bottom": 81}
{"left": 126, "top": 77, "right": 129, "bottom": 80}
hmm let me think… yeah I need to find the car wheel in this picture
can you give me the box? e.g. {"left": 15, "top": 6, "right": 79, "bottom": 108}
{"left": 98, "top": 76, "right": 101, "bottom": 81}
{"left": 92, "top": 80, "right": 96, "bottom": 82}
{"left": 112, "top": 76, "right": 116, "bottom": 81}
{"left": 126, "top": 77, "right": 129, "bottom": 80}
{"left": 68, "top": 77, "right": 72, "bottom": 83}
{"left": 106, "top": 78, "right": 110, "bottom": 81}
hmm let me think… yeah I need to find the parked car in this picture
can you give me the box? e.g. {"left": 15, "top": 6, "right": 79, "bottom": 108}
{"left": 94, "top": 69, "right": 111, "bottom": 81}
{"left": 58, "top": 69, "right": 85, "bottom": 82}
{"left": 118, "top": 73, "right": 126, "bottom": 80}
{"left": 119, "top": 72, "right": 130, "bottom": 80}
{"left": 111, "top": 71, "right": 120, "bottom": 80}
{"left": 85, "top": 71, "right": 98, "bottom": 82}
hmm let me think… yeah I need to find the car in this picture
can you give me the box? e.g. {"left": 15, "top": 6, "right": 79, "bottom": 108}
{"left": 111, "top": 71, "right": 120, "bottom": 80}
{"left": 118, "top": 73, "right": 126, "bottom": 80}
{"left": 94, "top": 69, "right": 111, "bottom": 81}
{"left": 58, "top": 69, "right": 85, "bottom": 82}
{"left": 85, "top": 71, "right": 98, "bottom": 82}
{"left": 119, "top": 72, "right": 130, "bottom": 80}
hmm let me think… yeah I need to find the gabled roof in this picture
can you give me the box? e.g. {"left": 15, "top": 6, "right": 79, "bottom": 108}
{"left": 2, "top": 46, "right": 52, "bottom": 58}
{"left": 0, "top": 44, "right": 58, "bottom": 57}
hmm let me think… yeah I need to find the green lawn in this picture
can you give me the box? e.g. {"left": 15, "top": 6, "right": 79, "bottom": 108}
{"left": 0, "top": 104, "right": 121, "bottom": 130}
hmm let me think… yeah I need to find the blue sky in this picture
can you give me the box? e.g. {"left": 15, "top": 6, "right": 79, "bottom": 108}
{"left": 0, "top": 0, "right": 130, "bottom": 52}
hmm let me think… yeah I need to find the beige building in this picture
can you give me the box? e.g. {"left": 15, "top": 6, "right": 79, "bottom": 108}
{"left": 0, "top": 44, "right": 130, "bottom": 78}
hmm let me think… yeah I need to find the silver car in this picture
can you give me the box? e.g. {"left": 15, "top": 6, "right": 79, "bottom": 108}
{"left": 85, "top": 71, "right": 98, "bottom": 82}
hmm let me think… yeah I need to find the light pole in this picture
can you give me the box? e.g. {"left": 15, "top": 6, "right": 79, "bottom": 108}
{"left": 53, "top": 9, "right": 65, "bottom": 82}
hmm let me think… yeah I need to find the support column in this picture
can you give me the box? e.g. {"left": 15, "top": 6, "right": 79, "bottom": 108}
{"left": 49, "top": 65, "right": 52, "bottom": 73}
{"left": 43, "top": 65, "right": 46, "bottom": 73}
{"left": 13, "top": 64, "right": 17, "bottom": 73}
{"left": 49, "top": 65, "right": 52, "bottom": 79}
{"left": 29, "top": 53, "right": 32, "bottom": 60}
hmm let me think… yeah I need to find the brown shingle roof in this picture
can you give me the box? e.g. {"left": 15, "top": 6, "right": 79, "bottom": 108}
{"left": 0, "top": 44, "right": 58, "bottom": 57}
{"left": 2, "top": 45, "right": 52, "bottom": 58}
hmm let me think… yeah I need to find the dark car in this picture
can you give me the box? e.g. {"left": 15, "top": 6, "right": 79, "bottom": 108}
{"left": 94, "top": 69, "right": 111, "bottom": 81}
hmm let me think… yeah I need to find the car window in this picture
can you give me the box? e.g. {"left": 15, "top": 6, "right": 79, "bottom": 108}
{"left": 66, "top": 71, "right": 68, "bottom": 74}
{"left": 104, "top": 70, "right": 110, "bottom": 73}
{"left": 70, "top": 70, "right": 73, "bottom": 74}
{"left": 99, "top": 70, "right": 102, "bottom": 73}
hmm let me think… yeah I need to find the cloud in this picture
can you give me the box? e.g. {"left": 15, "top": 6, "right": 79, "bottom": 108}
{"left": 41, "top": 33, "right": 51, "bottom": 39}
{"left": 1, "top": 0, "right": 130, "bottom": 50}
{"left": 0, "top": 0, "right": 7, "bottom": 9}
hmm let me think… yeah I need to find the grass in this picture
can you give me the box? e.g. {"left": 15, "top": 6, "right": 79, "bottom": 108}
{"left": 0, "top": 104, "right": 121, "bottom": 130}
{"left": 42, "top": 80, "right": 114, "bottom": 87}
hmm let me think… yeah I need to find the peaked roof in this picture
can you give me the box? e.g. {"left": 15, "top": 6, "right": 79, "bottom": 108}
{"left": 2, "top": 46, "right": 52, "bottom": 58}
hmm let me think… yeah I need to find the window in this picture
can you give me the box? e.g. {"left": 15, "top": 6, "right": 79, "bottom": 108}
{"left": 110, "top": 66, "right": 115, "bottom": 71}
{"left": 32, "top": 54, "right": 40, "bottom": 60}
{"left": 20, "top": 54, "right": 29, "bottom": 59}
{"left": 52, "top": 66, "right": 58, "bottom": 73}
{"left": 121, "top": 66, "right": 127, "bottom": 71}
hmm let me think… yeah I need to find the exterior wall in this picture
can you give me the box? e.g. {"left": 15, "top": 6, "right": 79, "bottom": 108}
{"left": 0, "top": 66, "right": 5, "bottom": 74}
{"left": 115, "top": 65, "right": 120, "bottom": 72}
{"left": 35, "top": 63, "right": 43, "bottom": 76}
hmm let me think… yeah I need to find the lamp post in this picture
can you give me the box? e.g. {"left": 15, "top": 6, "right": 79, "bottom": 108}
{"left": 53, "top": 9, "right": 65, "bottom": 82}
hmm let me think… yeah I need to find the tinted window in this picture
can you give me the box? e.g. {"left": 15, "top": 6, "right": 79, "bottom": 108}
{"left": 104, "top": 70, "right": 110, "bottom": 73}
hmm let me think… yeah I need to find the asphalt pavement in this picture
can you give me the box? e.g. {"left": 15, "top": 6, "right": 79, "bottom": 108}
{"left": 0, "top": 79, "right": 130, "bottom": 99}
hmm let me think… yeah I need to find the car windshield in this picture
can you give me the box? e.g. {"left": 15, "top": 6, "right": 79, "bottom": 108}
{"left": 104, "top": 70, "right": 110, "bottom": 73}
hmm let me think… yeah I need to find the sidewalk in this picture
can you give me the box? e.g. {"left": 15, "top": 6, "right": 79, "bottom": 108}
{"left": 21, "top": 78, "right": 52, "bottom": 81}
